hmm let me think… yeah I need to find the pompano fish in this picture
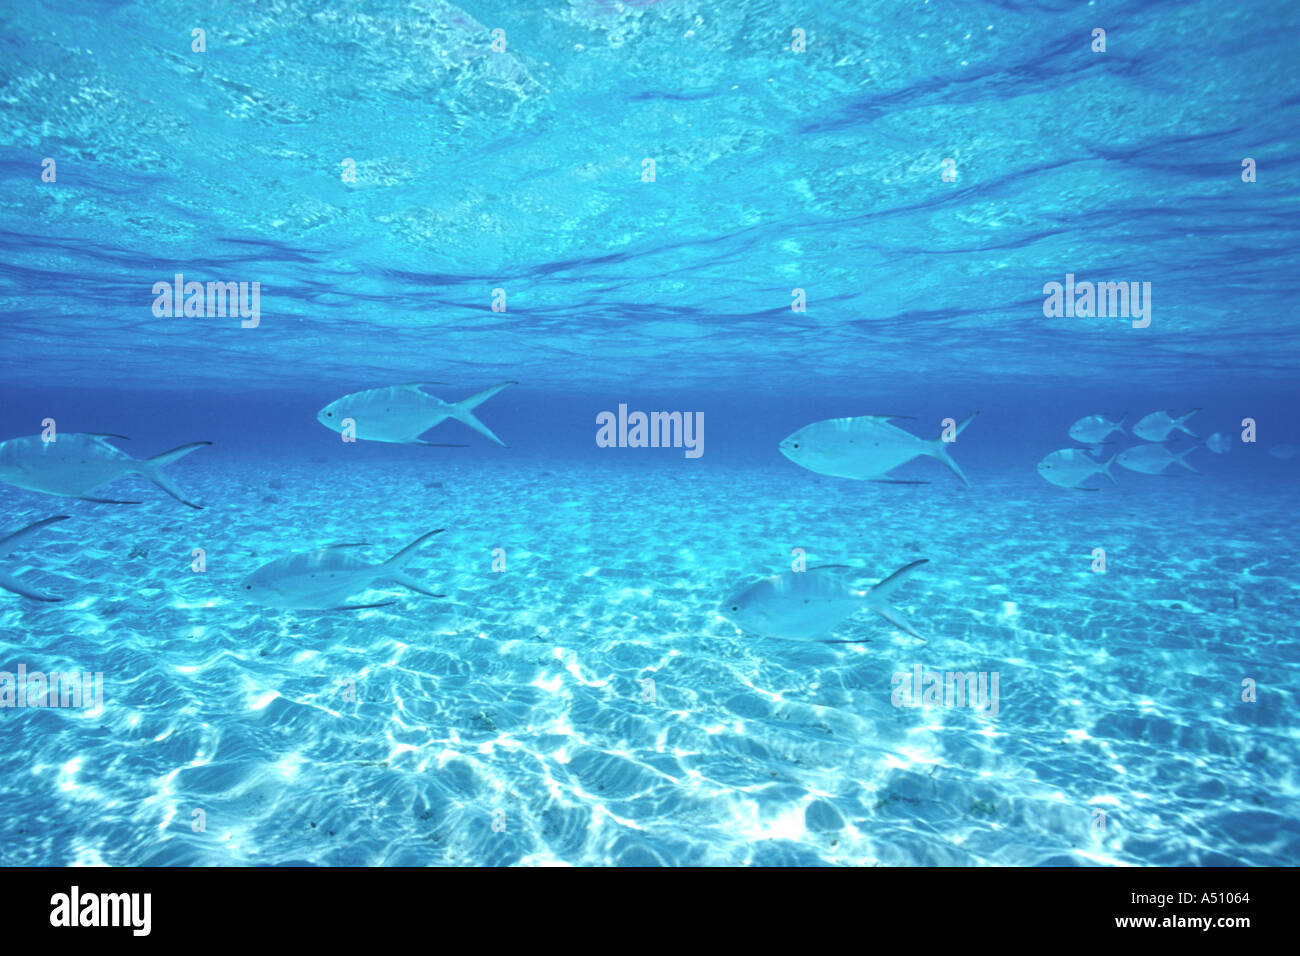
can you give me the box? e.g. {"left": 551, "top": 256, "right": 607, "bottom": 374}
{"left": 0, "top": 434, "right": 211, "bottom": 508}
{"left": 1036, "top": 448, "right": 1117, "bottom": 490}
{"left": 1068, "top": 414, "right": 1125, "bottom": 445}
{"left": 1268, "top": 443, "right": 1297, "bottom": 459}
{"left": 317, "top": 382, "right": 516, "bottom": 446}
{"left": 1206, "top": 432, "right": 1231, "bottom": 454}
{"left": 723, "top": 559, "right": 929, "bottom": 642}
{"left": 779, "top": 412, "right": 978, "bottom": 486}
{"left": 0, "top": 515, "right": 71, "bottom": 601}
{"left": 241, "top": 529, "right": 446, "bottom": 611}
{"left": 1116, "top": 442, "right": 1199, "bottom": 474}
{"left": 1133, "top": 409, "right": 1199, "bottom": 442}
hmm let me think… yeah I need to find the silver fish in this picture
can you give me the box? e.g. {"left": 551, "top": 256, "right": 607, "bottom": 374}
{"left": 241, "top": 529, "right": 446, "bottom": 611}
{"left": 317, "top": 382, "right": 516, "bottom": 446}
{"left": 1206, "top": 432, "right": 1231, "bottom": 454}
{"left": 1116, "top": 442, "right": 1199, "bottom": 474}
{"left": 779, "top": 413, "right": 978, "bottom": 486}
{"left": 723, "top": 559, "right": 928, "bottom": 642}
{"left": 1133, "top": 409, "right": 1198, "bottom": 442}
{"left": 0, "top": 515, "right": 71, "bottom": 602}
{"left": 1268, "top": 444, "right": 1297, "bottom": 459}
{"left": 1036, "top": 448, "right": 1117, "bottom": 490}
{"left": 1068, "top": 414, "right": 1126, "bottom": 445}
{"left": 0, "top": 434, "right": 210, "bottom": 508}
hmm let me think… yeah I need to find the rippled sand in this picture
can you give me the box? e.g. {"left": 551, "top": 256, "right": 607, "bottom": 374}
{"left": 1, "top": 457, "right": 1296, "bottom": 865}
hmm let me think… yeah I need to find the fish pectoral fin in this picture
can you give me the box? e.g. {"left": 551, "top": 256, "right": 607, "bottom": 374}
{"left": 868, "top": 479, "right": 932, "bottom": 485}
{"left": 84, "top": 433, "right": 131, "bottom": 441}
{"left": 0, "top": 571, "right": 63, "bottom": 602}
{"left": 76, "top": 496, "right": 143, "bottom": 505}
{"left": 327, "top": 601, "right": 398, "bottom": 611}
{"left": 415, "top": 441, "right": 471, "bottom": 447}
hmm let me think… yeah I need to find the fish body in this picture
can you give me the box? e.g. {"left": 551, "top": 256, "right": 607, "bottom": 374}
{"left": 1036, "top": 448, "right": 1117, "bottom": 490}
{"left": 779, "top": 413, "right": 977, "bottom": 486}
{"left": 317, "top": 382, "right": 516, "bottom": 446}
{"left": 0, "top": 515, "right": 71, "bottom": 601}
{"left": 241, "top": 529, "right": 445, "bottom": 610}
{"left": 1116, "top": 442, "right": 1199, "bottom": 474}
{"left": 1268, "top": 444, "right": 1297, "bottom": 459}
{"left": 723, "top": 559, "right": 928, "bottom": 642}
{"left": 1068, "top": 414, "right": 1125, "bottom": 444}
{"left": 1133, "top": 409, "right": 1198, "bottom": 442}
{"left": 1206, "top": 432, "right": 1231, "bottom": 454}
{"left": 0, "top": 434, "right": 210, "bottom": 508}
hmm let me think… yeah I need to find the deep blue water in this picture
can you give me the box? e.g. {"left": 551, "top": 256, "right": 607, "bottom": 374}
{"left": 0, "top": 0, "right": 1297, "bottom": 866}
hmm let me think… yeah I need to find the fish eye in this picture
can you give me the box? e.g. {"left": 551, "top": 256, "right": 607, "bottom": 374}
{"left": 792, "top": 443, "right": 799, "bottom": 449}
{"left": 326, "top": 411, "right": 332, "bottom": 417}
{"left": 244, "top": 584, "right": 252, "bottom": 590}
{"left": 730, "top": 605, "right": 739, "bottom": 612}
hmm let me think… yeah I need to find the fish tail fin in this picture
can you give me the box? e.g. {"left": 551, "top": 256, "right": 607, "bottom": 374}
{"left": 1176, "top": 408, "right": 1200, "bottom": 437}
{"left": 0, "top": 517, "right": 69, "bottom": 600}
{"left": 138, "top": 442, "right": 212, "bottom": 509}
{"left": 1102, "top": 453, "right": 1119, "bottom": 484}
{"left": 930, "top": 412, "right": 976, "bottom": 487}
{"left": 383, "top": 529, "right": 445, "bottom": 569}
{"left": 0, "top": 515, "right": 69, "bottom": 558}
{"left": 383, "top": 529, "right": 445, "bottom": 597}
{"left": 943, "top": 411, "right": 979, "bottom": 440}
{"left": 393, "top": 572, "right": 445, "bottom": 598}
{"left": 931, "top": 444, "right": 970, "bottom": 487}
{"left": 867, "top": 559, "right": 929, "bottom": 640}
{"left": 449, "top": 381, "right": 516, "bottom": 446}
{"left": 0, "top": 571, "right": 62, "bottom": 602}
{"left": 1175, "top": 444, "right": 1200, "bottom": 472}
{"left": 1117, "top": 414, "right": 1127, "bottom": 435}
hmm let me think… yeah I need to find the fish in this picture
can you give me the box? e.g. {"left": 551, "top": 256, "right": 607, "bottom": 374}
{"left": 1036, "top": 448, "right": 1117, "bottom": 490}
{"left": 779, "top": 412, "right": 978, "bottom": 486}
{"left": 723, "top": 559, "right": 929, "bottom": 642}
{"left": 317, "top": 382, "right": 517, "bottom": 446}
{"left": 240, "top": 529, "right": 447, "bottom": 611}
{"left": 1116, "top": 442, "right": 1199, "bottom": 474}
{"left": 1068, "top": 414, "right": 1126, "bottom": 445}
{"left": 0, "top": 434, "right": 211, "bottom": 508}
{"left": 1268, "top": 443, "right": 1297, "bottom": 459}
{"left": 1206, "top": 432, "right": 1231, "bottom": 454}
{"left": 0, "top": 515, "right": 71, "bottom": 601}
{"left": 1133, "top": 409, "right": 1199, "bottom": 442}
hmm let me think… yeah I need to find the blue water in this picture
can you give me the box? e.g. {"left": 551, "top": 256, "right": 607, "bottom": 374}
{"left": 1, "top": 0, "right": 1298, "bottom": 866}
